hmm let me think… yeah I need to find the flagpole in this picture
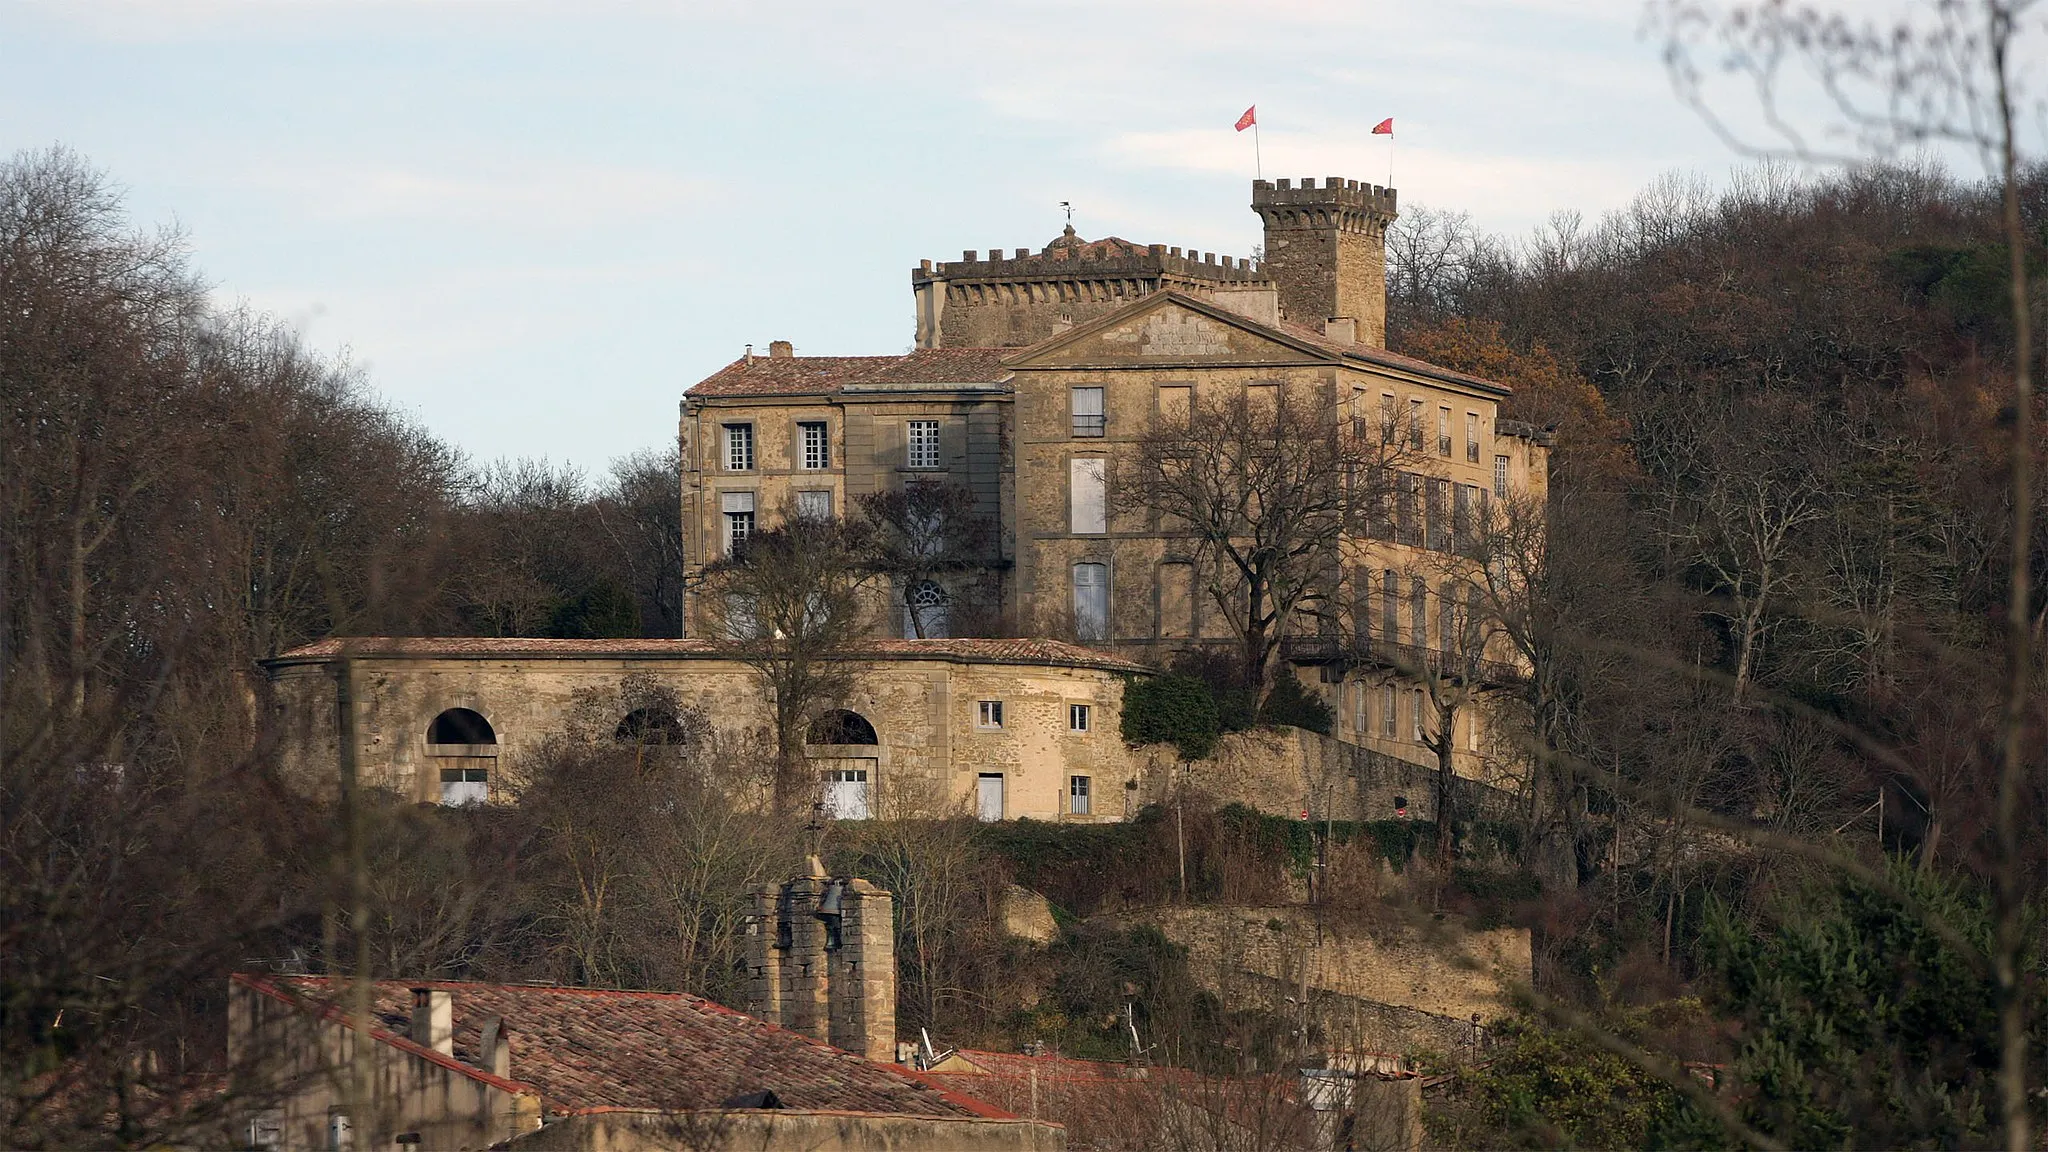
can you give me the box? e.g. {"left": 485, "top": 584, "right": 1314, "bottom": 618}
{"left": 1253, "top": 122, "right": 1262, "bottom": 181}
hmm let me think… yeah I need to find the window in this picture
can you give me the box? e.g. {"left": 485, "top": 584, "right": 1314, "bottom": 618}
{"left": 1353, "top": 681, "right": 1368, "bottom": 731}
{"left": 1454, "top": 484, "right": 1475, "bottom": 552}
{"left": 1070, "top": 458, "right": 1107, "bottom": 534}
{"left": 799, "top": 421, "right": 829, "bottom": 470}
{"left": 1397, "top": 473, "right": 1422, "bottom": 546}
{"left": 1412, "top": 689, "right": 1428, "bottom": 742}
{"left": 1351, "top": 387, "right": 1368, "bottom": 440}
{"left": 1073, "top": 562, "right": 1109, "bottom": 641}
{"left": 1426, "top": 478, "right": 1451, "bottom": 551}
{"left": 978, "top": 700, "right": 1005, "bottom": 729}
{"left": 903, "top": 580, "right": 950, "bottom": 638}
{"left": 721, "top": 491, "right": 755, "bottom": 553}
{"left": 1069, "top": 774, "right": 1092, "bottom": 815}
{"left": 1438, "top": 407, "right": 1452, "bottom": 456}
{"left": 1381, "top": 569, "right": 1400, "bottom": 644}
{"left": 1379, "top": 393, "right": 1398, "bottom": 443}
{"left": 1381, "top": 684, "right": 1397, "bottom": 736}
{"left": 1159, "top": 383, "right": 1192, "bottom": 425}
{"left": 977, "top": 773, "right": 1005, "bottom": 821}
{"left": 795, "top": 489, "right": 832, "bottom": 521}
{"left": 1494, "top": 454, "right": 1511, "bottom": 498}
{"left": 1071, "top": 386, "right": 1106, "bottom": 437}
{"left": 724, "top": 423, "right": 754, "bottom": 472}
{"left": 439, "top": 768, "right": 487, "bottom": 806}
{"left": 1070, "top": 703, "right": 1092, "bottom": 732}
{"left": 907, "top": 420, "right": 940, "bottom": 469}
{"left": 1440, "top": 595, "right": 1457, "bottom": 656}
{"left": 1407, "top": 399, "right": 1424, "bottom": 448}
{"left": 1469, "top": 710, "right": 1482, "bottom": 751}
{"left": 1410, "top": 577, "right": 1429, "bottom": 649}
{"left": 722, "top": 593, "right": 759, "bottom": 639}
{"left": 1465, "top": 412, "right": 1480, "bottom": 462}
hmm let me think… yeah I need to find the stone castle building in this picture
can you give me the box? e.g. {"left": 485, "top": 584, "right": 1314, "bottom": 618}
{"left": 266, "top": 175, "right": 1546, "bottom": 823}
{"left": 680, "top": 176, "right": 1548, "bottom": 794}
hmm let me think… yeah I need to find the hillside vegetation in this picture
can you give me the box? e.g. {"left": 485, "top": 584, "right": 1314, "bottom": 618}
{"left": 4, "top": 140, "right": 2046, "bottom": 1148}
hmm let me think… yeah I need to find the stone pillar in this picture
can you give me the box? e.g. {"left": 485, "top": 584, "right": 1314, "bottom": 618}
{"left": 830, "top": 879, "right": 897, "bottom": 1062}
{"left": 782, "top": 875, "right": 832, "bottom": 1044}
{"left": 744, "top": 886, "right": 783, "bottom": 1025}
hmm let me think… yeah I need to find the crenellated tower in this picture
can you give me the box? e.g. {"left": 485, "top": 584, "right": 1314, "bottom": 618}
{"left": 1252, "top": 177, "right": 1397, "bottom": 346}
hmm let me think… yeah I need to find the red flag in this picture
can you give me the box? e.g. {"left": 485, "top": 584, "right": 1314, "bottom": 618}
{"left": 1235, "top": 105, "right": 1256, "bottom": 132}
{"left": 1371, "top": 117, "right": 1393, "bottom": 135}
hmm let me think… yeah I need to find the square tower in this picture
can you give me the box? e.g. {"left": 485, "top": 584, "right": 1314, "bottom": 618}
{"left": 1252, "top": 177, "right": 1398, "bottom": 346}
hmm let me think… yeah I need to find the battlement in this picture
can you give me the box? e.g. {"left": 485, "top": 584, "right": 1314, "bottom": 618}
{"left": 1252, "top": 176, "right": 1398, "bottom": 218}
{"left": 911, "top": 235, "right": 1269, "bottom": 288}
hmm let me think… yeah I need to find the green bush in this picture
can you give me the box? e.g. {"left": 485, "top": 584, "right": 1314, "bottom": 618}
{"left": 1257, "top": 668, "right": 1333, "bottom": 734}
{"left": 1120, "top": 673, "right": 1222, "bottom": 760}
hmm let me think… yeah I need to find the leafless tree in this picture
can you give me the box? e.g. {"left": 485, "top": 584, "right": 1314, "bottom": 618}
{"left": 699, "top": 508, "right": 876, "bottom": 813}
{"left": 1132, "top": 383, "right": 1415, "bottom": 703}
{"left": 855, "top": 480, "right": 998, "bottom": 638}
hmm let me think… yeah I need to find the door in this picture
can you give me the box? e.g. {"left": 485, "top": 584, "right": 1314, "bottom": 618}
{"left": 976, "top": 773, "right": 1005, "bottom": 822}
{"left": 818, "top": 759, "right": 875, "bottom": 820}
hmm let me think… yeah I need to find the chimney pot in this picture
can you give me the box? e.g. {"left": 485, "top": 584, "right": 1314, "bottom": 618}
{"left": 410, "top": 988, "right": 454, "bottom": 1056}
{"left": 769, "top": 340, "right": 793, "bottom": 358}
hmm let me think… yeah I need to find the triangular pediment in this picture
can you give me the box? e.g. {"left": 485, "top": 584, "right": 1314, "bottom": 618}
{"left": 1005, "top": 291, "right": 1337, "bottom": 369}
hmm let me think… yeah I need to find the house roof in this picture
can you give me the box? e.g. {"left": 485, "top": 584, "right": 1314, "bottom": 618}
{"left": 236, "top": 975, "right": 1016, "bottom": 1120}
{"left": 688, "top": 348, "right": 1012, "bottom": 399}
{"left": 264, "top": 636, "right": 1153, "bottom": 674}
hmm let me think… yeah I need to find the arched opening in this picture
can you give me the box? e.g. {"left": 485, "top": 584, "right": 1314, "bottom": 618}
{"left": 616, "top": 707, "right": 685, "bottom": 745}
{"left": 806, "top": 709, "right": 878, "bottom": 746}
{"left": 428, "top": 708, "right": 495, "bottom": 745}
{"left": 902, "top": 580, "right": 951, "bottom": 639}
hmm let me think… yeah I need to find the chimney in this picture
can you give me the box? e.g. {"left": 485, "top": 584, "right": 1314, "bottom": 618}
{"left": 746, "top": 870, "right": 897, "bottom": 1063}
{"left": 477, "top": 1015, "right": 511, "bottom": 1079}
{"left": 1322, "top": 316, "right": 1357, "bottom": 344}
{"left": 410, "top": 988, "right": 453, "bottom": 1056}
{"left": 769, "top": 340, "right": 794, "bottom": 358}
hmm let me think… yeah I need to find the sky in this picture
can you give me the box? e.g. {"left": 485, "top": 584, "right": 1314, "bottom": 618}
{"left": 0, "top": 0, "right": 1818, "bottom": 476}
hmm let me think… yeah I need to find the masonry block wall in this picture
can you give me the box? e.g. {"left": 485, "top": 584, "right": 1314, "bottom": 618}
{"left": 1252, "top": 177, "right": 1398, "bottom": 345}
{"left": 747, "top": 869, "right": 898, "bottom": 1062}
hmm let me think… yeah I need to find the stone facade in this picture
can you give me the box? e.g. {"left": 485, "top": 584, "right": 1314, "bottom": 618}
{"left": 261, "top": 638, "right": 1147, "bottom": 821}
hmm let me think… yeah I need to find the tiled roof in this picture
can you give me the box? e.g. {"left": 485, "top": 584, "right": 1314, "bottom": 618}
{"left": 267, "top": 636, "right": 1152, "bottom": 673}
{"left": 1273, "top": 319, "right": 1508, "bottom": 395}
{"left": 240, "top": 975, "right": 1014, "bottom": 1120}
{"left": 688, "top": 348, "right": 1012, "bottom": 398}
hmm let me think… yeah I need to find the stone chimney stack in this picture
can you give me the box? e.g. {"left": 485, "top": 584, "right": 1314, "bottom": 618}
{"left": 747, "top": 866, "right": 897, "bottom": 1063}
{"left": 769, "top": 340, "right": 794, "bottom": 358}
{"left": 1252, "top": 176, "right": 1397, "bottom": 347}
{"left": 409, "top": 987, "right": 453, "bottom": 1056}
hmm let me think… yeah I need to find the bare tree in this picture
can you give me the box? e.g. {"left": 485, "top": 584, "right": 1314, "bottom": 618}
{"left": 1133, "top": 383, "right": 1413, "bottom": 702}
{"left": 699, "top": 509, "right": 875, "bottom": 814}
{"left": 855, "top": 481, "right": 997, "bottom": 638}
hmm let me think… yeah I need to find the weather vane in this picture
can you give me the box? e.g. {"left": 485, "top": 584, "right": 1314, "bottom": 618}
{"left": 1060, "top": 201, "right": 1074, "bottom": 226}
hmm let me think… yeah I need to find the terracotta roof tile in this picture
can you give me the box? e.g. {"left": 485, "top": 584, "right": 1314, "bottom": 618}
{"left": 266, "top": 636, "right": 1151, "bottom": 673}
{"left": 689, "top": 348, "right": 1012, "bottom": 398}
{"left": 243, "top": 975, "right": 1014, "bottom": 1120}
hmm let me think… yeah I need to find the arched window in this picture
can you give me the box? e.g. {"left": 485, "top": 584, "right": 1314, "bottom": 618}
{"left": 428, "top": 708, "right": 495, "bottom": 745}
{"left": 902, "top": 580, "right": 951, "bottom": 639}
{"left": 616, "top": 707, "right": 685, "bottom": 745}
{"left": 806, "top": 709, "right": 878, "bottom": 746}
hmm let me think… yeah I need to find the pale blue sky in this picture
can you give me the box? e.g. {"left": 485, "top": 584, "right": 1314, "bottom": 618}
{"left": 3, "top": 0, "right": 1756, "bottom": 474}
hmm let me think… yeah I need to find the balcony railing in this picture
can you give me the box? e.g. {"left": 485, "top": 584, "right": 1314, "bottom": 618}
{"left": 1278, "top": 634, "right": 1523, "bottom": 686}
